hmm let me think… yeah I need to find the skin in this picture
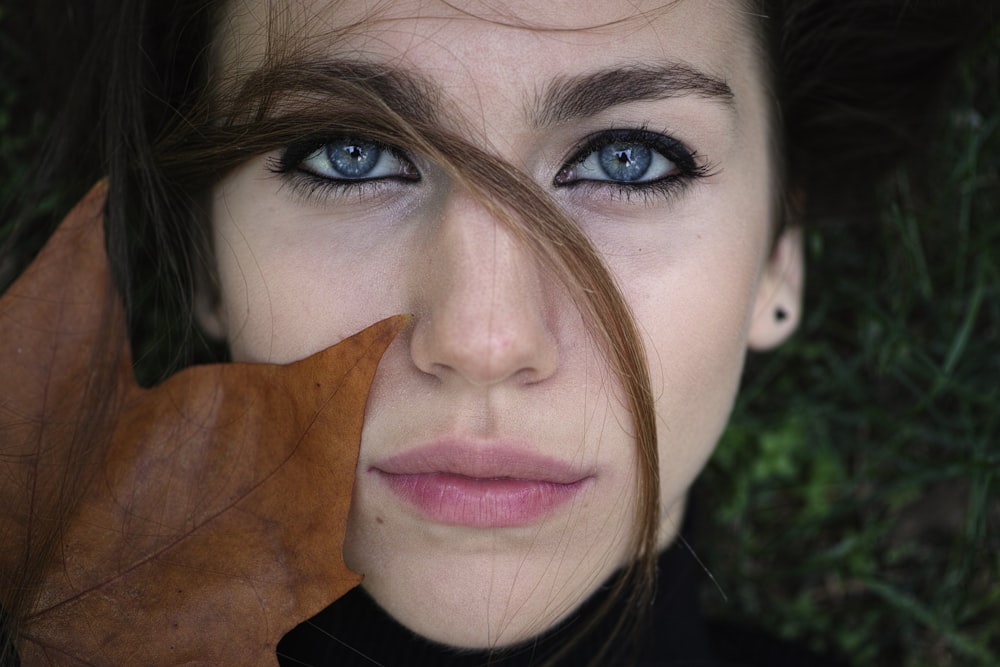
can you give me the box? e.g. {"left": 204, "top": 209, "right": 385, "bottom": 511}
{"left": 204, "top": 0, "right": 803, "bottom": 650}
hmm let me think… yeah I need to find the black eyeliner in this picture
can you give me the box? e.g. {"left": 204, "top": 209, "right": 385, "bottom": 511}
{"left": 266, "top": 134, "right": 421, "bottom": 202}
{"left": 568, "top": 129, "right": 698, "bottom": 172}
{"left": 553, "top": 127, "right": 716, "bottom": 203}
{"left": 270, "top": 139, "right": 327, "bottom": 174}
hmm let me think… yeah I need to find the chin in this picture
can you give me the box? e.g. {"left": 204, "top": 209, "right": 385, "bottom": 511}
{"left": 355, "top": 559, "right": 597, "bottom": 649}
{"left": 343, "top": 504, "right": 635, "bottom": 649}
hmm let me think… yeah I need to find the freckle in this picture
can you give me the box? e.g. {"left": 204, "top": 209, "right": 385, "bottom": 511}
{"left": 376, "top": 517, "right": 384, "bottom": 524}
{"left": 315, "top": 382, "right": 322, "bottom": 388}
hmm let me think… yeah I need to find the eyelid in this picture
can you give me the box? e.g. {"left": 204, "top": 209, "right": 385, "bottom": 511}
{"left": 551, "top": 128, "right": 716, "bottom": 208}
{"left": 265, "top": 136, "right": 421, "bottom": 205}
{"left": 270, "top": 136, "right": 420, "bottom": 182}
{"left": 299, "top": 144, "right": 413, "bottom": 181}
{"left": 555, "top": 128, "right": 700, "bottom": 183}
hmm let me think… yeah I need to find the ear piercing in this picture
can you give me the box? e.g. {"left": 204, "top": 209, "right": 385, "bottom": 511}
{"left": 775, "top": 306, "right": 788, "bottom": 322}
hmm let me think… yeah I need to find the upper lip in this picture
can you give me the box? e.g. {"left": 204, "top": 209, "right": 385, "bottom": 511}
{"left": 371, "top": 439, "right": 591, "bottom": 484}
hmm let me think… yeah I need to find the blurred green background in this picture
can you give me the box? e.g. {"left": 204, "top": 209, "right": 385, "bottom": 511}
{"left": 699, "top": 23, "right": 1000, "bottom": 667}
{"left": 2, "top": 5, "right": 998, "bottom": 667}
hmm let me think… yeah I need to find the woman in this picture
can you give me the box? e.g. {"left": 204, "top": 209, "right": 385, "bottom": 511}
{"left": 208, "top": 2, "right": 801, "bottom": 663}
{"left": 0, "top": 0, "right": 990, "bottom": 665}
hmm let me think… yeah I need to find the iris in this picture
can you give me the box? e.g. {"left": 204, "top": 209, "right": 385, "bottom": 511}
{"left": 598, "top": 142, "right": 653, "bottom": 182}
{"left": 326, "top": 139, "right": 383, "bottom": 178}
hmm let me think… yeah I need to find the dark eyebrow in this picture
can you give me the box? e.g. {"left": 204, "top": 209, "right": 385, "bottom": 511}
{"left": 264, "top": 58, "right": 441, "bottom": 125}
{"left": 534, "top": 63, "right": 735, "bottom": 127}
{"left": 261, "top": 59, "right": 731, "bottom": 132}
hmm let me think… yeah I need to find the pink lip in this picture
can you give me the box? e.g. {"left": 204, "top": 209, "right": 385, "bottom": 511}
{"left": 371, "top": 442, "right": 592, "bottom": 528}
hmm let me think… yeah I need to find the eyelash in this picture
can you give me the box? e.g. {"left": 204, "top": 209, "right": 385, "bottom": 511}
{"left": 267, "top": 138, "right": 419, "bottom": 201}
{"left": 553, "top": 128, "right": 714, "bottom": 204}
{"left": 268, "top": 129, "right": 712, "bottom": 204}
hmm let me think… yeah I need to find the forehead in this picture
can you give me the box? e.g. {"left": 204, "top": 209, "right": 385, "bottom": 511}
{"left": 220, "top": 0, "right": 753, "bottom": 42}
{"left": 216, "top": 0, "right": 763, "bottom": 113}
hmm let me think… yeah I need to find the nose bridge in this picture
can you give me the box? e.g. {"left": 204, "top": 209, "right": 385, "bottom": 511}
{"left": 410, "top": 189, "right": 558, "bottom": 386}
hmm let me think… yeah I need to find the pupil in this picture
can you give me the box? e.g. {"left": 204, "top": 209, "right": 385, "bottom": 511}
{"left": 328, "top": 139, "right": 381, "bottom": 178}
{"left": 599, "top": 141, "right": 652, "bottom": 182}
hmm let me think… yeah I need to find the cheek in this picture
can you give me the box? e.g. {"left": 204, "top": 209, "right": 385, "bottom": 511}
{"left": 618, "top": 226, "right": 766, "bottom": 521}
{"left": 209, "top": 168, "right": 410, "bottom": 363}
{"left": 647, "top": 292, "right": 749, "bottom": 505}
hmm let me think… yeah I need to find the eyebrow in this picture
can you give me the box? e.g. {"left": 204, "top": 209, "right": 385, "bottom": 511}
{"left": 276, "top": 59, "right": 733, "bottom": 130}
{"left": 533, "top": 63, "right": 735, "bottom": 127}
{"left": 275, "top": 59, "right": 442, "bottom": 125}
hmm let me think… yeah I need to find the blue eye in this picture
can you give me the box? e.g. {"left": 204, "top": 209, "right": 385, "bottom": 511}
{"left": 319, "top": 139, "right": 382, "bottom": 178}
{"left": 554, "top": 129, "right": 705, "bottom": 192}
{"left": 597, "top": 142, "right": 654, "bottom": 182}
{"left": 297, "top": 137, "right": 417, "bottom": 181}
{"left": 269, "top": 136, "right": 421, "bottom": 202}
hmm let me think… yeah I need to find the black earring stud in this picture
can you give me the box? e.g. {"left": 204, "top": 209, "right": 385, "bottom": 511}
{"left": 775, "top": 306, "right": 788, "bottom": 322}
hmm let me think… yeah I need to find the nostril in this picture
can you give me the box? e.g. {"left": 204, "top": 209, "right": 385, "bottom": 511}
{"left": 408, "top": 307, "right": 558, "bottom": 387}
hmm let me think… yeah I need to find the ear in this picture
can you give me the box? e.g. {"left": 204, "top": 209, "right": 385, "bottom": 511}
{"left": 748, "top": 226, "right": 804, "bottom": 351}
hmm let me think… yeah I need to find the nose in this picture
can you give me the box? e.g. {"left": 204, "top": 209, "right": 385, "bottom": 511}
{"left": 409, "top": 190, "right": 559, "bottom": 387}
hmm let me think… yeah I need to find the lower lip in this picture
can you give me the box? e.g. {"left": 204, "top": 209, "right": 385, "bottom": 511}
{"left": 376, "top": 471, "right": 587, "bottom": 528}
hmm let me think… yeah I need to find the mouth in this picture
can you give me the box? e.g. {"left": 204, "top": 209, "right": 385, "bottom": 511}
{"left": 371, "top": 442, "right": 592, "bottom": 528}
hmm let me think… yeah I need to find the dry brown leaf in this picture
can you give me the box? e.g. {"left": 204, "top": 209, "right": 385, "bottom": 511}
{"left": 0, "top": 183, "right": 405, "bottom": 665}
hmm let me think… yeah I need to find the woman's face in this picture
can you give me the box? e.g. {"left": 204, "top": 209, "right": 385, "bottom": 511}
{"left": 207, "top": 0, "right": 802, "bottom": 649}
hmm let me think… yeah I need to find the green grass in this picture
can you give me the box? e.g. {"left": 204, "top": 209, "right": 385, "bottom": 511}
{"left": 701, "top": 24, "right": 1000, "bottom": 667}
